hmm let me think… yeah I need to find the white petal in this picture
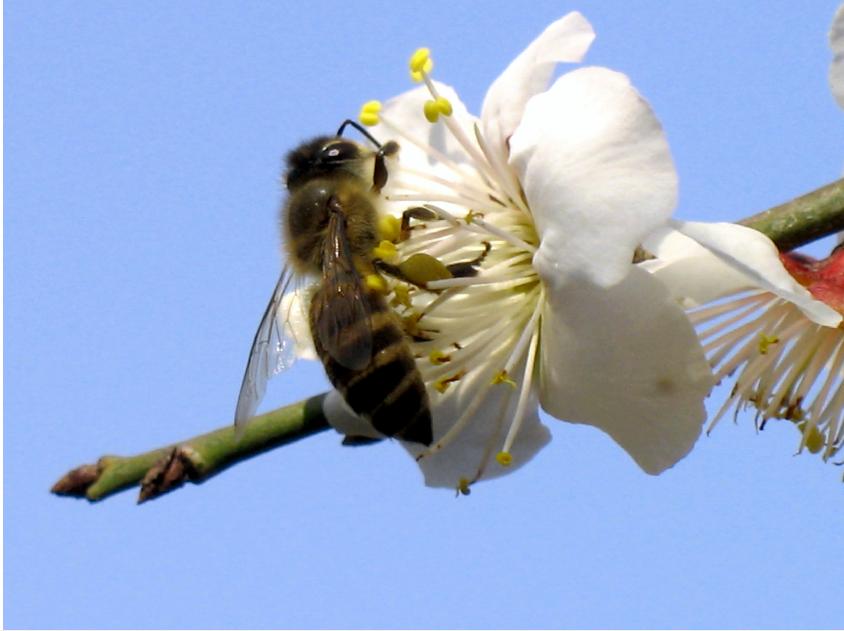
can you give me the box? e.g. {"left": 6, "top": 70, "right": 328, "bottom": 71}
{"left": 481, "top": 12, "right": 595, "bottom": 162}
{"left": 539, "top": 267, "right": 713, "bottom": 474}
{"left": 323, "top": 390, "right": 384, "bottom": 439}
{"left": 509, "top": 67, "right": 678, "bottom": 290}
{"left": 323, "top": 365, "right": 551, "bottom": 489}
{"left": 642, "top": 226, "right": 765, "bottom": 306}
{"left": 403, "top": 365, "right": 551, "bottom": 489}
{"left": 671, "top": 221, "right": 842, "bottom": 327}
{"left": 830, "top": 3, "right": 844, "bottom": 109}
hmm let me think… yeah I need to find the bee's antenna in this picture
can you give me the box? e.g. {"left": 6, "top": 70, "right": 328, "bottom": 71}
{"left": 336, "top": 119, "right": 383, "bottom": 149}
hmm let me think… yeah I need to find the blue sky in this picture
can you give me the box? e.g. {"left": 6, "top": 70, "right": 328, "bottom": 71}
{"left": 6, "top": 1, "right": 844, "bottom": 628}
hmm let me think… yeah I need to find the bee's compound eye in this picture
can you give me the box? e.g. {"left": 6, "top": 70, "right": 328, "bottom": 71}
{"left": 320, "top": 141, "right": 359, "bottom": 163}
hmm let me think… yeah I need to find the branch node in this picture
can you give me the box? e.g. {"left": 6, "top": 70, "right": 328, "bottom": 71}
{"left": 138, "top": 445, "right": 203, "bottom": 504}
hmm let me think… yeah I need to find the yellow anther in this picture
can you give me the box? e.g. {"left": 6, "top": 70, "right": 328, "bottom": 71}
{"left": 372, "top": 239, "right": 399, "bottom": 263}
{"left": 491, "top": 370, "right": 517, "bottom": 388}
{"left": 800, "top": 422, "right": 825, "bottom": 454}
{"left": 390, "top": 284, "right": 412, "bottom": 309}
{"left": 496, "top": 451, "right": 513, "bottom": 467}
{"left": 409, "top": 48, "right": 431, "bottom": 72}
{"left": 409, "top": 47, "right": 433, "bottom": 82}
{"left": 464, "top": 209, "right": 483, "bottom": 224}
{"left": 423, "top": 100, "right": 441, "bottom": 123}
{"left": 428, "top": 350, "right": 451, "bottom": 365}
{"left": 423, "top": 97, "right": 453, "bottom": 123}
{"left": 456, "top": 478, "right": 472, "bottom": 496}
{"left": 434, "top": 370, "right": 465, "bottom": 394}
{"left": 758, "top": 333, "right": 779, "bottom": 355}
{"left": 434, "top": 96, "right": 452, "bottom": 116}
{"left": 378, "top": 214, "right": 401, "bottom": 243}
{"left": 358, "top": 100, "right": 382, "bottom": 127}
{"left": 365, "top": 273, "right": 387, "bottom": 293}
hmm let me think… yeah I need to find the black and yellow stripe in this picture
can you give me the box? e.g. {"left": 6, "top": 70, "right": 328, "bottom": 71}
{"left": 310, "top": 286, "right": 432, "bottom": 446}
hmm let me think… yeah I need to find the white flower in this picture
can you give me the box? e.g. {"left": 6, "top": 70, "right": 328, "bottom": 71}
{"left": 643, "top": 223, "right": 844, "bottom": 461}
{"left": 831, "top": 3, "right": 844, "bottom": 109}
{"left": 311, "top": 12, "right": 716, "bottom": 491}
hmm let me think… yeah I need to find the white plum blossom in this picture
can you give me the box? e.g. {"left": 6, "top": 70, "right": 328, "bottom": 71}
{"left": 831, "top": 3, "right": 844, "bottom": 109}
{"left": 310, "top": 12, "right": 717, "bottom": 491}
{"left": 643, "top": 223, "right": 844, "bottom": 461}
{"left": 272, "top": 12, "right": 722, "bottom": 492}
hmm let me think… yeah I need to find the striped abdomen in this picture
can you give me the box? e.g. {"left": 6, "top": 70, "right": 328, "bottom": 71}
{"left": 309, "top": 284, "right": 433, "bottom": 445}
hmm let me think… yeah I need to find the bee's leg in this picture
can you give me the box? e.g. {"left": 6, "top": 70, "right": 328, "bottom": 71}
{"left": 373, "top": 260, "right": 408, "bottom": 283}
{"left": 399, "top": 206, "right": 490, "bottom": 274}
{"left": 445, "top": 241, "right": 491, "bottom": 278}
{"left": 373, "top": 258, "right": 450, "bottom": 291}
{"left": 341, "top": 435, "right": 383, "bottom": 447}
{"left": 374, "top": 241, "right": 490, "bottom": 289}
{"left": 400, "top": 206, "right": 440, "bottom": 241}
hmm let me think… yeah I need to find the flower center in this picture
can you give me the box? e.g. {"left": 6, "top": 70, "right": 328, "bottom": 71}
{"left": 360, "top": 48, "right": 545, "bottom": 488}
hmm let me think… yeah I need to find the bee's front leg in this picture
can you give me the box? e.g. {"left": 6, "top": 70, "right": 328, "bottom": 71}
{"left": 399, "top": 206, "right": 440, "bottom": 242}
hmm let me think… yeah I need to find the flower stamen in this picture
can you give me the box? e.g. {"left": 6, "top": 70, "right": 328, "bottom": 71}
{"left": 492, "top": 370, "right": 517, "bottom": 388}
{"left": 495, "top": 451, "right": 513, "bottom": 467}
{"left": 433, "top": 370, "right": 466, "bottom": 393}
{"left": 409, "top": 47, "right": 433, "bottom": 82}
{"left": 502, "top": 310, "right": 542, "bottom": 454}
{"left": 429, "top": 350, "right": 451, "bottom": 365}
{"left": 359, "top": 100, "right": 383, "bottom": 126}
{"left": 693, "top": 287, "right": 844, "bottom": 458}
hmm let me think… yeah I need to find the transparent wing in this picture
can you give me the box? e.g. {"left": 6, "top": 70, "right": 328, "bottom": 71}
{"left": 312, "top": 210, "right": 373, "bottom": 370}
{"left": 234, "top": 266, "right": 300, "bottom": 429}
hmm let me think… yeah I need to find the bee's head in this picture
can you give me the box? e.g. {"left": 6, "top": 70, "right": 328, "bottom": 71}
{"left": 284, "top": 136, "right": 365, "bottom": 190}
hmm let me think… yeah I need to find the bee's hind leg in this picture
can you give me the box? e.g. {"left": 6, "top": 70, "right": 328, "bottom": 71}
{"left": 444, "top": 241, "right": 491, "bottom": 278}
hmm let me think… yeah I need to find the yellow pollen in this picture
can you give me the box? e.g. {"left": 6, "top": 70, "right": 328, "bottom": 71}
{"left": 758, "top": 333, "right": 779, "bottom": 355}
{"left": 464, "top": 209, "right": 483, "bottom": 224}
{"left": 491, "top": 370, "right": 517, "bottom": 388}
{"left": 365, "top": 273, "right": 387, "bottom": 293}
{"left": 423, "top": 97, "right": 453, "bottom": 123}
{"left": 434, "top": 96, "right": 452, "bottom": 116}
{"left": 378, "top": 214, "right": 401, "bottom": 243}
{"left": 496, "top": 451, "right": 513, "bottom": 467}
{"left": 428, "top": 350, "right": 451, "bottom": 365}
{"left": 456, "top": 478, "right": 472, "bottom": 496}
{"left": 372, "top": 240, "right": 398, "bottom": 263}
{"left": 423, "top": 100, "right": 440, "bottom": 123}
{"left": 434, "top": 370, "right": 466, "bottom": 394}
{"left": 409, "top": 47, "right": 433, "bottom": 82}
{"left": 390, "top": 284, "right": 412, "bottom": 308}
{"left": 398, "top": 252, "right": 452, "bottom": 286}
{"left": 359, "top": 100, "right": 382, "bottom": 127}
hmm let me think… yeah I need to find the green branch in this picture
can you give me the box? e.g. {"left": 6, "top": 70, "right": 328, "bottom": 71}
{"left": 52, "top": 177, "right": 844, "bottom": 504}
{"left": 52, "top": 394, "right": 330, "bottom": 503}
{"left": 739, "top": 178, "right": 844, "bottom": 251}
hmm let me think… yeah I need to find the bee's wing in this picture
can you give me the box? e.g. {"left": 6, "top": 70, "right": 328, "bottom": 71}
{"left": 312, "top": 209, "right": 373, "bottom": 370}
{"left": 234, "top": 266, "right": 301, "bottom": 428}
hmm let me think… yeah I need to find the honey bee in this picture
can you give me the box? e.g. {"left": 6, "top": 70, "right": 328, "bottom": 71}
{"left": 234, "top": 120, "right": 433, "bottom": 445}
